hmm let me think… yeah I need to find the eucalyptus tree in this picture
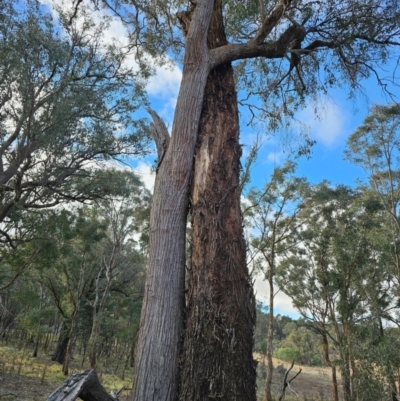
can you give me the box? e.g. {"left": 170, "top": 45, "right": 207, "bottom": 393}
{"left": 86, "top": 174, "right": 150, "bottom": 369}
{"left": 276, "top": 184, "right": 392, "bottom": 401}
{"left": 245, "top": 161, "right": 308, "bottom": 401}
{"left": 0, "top": 0, "right": 149, "bottom": 250}
{"left": 43, "top": 208, "right": 108, "bottom": 375}
{"left": 53, "top": 1, "right": 400, "bottom": 399}
{"left": 28, "top": 170, "right": 150, "bottom": 372}
{"left": 345, "top": 104, "right": 400, "bottom": 285}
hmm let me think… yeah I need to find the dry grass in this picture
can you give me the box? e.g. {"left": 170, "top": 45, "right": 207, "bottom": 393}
{"left": 255, "top": 354, "right": 342, "bottom": 401}
{"left": 0, "top": 345, "right": 133, "bottom": 400}
{"left": 0, "top": 345, "right": 341, "bottom": 401}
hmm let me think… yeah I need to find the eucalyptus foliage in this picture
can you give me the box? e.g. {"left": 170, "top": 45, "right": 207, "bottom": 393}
{"left": 0, "top": 172, "right": 150, "bottom": 370}
{"left": 345, "top": 104, "right": 400, "bottom": 227}
{"left": 274, "top": 183, "right": 399, "bottom": 401}
{"left": 0, "top": 0, "right": 149, "bottom": 248}
{"left": 95, "top": 0, "right": 400, "bottom": 125}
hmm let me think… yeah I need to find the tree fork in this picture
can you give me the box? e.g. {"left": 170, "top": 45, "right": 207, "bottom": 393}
{"left": 178, "top": 1, "right": 257, "bottom": 399}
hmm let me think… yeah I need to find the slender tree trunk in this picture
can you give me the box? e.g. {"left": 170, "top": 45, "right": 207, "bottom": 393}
{"left": 178, "top": 2, "right": 256, "bottom": 400}
{"left": 341, "top": 347, "right": 352, "bottom": 401}
{"left": 62, "top": 335, "right": 74, "bottom": 376}
{"left": 322, "top": 331, "right": 339, "bottom": 401}
{"left": 88, "top": 325, "right": 98, "bottom": 369}
{"left": 265, "top": 251, "right": 275, "bottom": 401}
{"left": 52, "top": 323, "right": 70, "bottom": 364}
{"left": 397, "top": 368, "right": 400, "bottom": 397}
{"left": 63, "top": 310, "right": 79, "bottom": 376}
{"left": 32, "top": 328, "right": 41, "bottom": 358}
{"left": 43, "top": 331, "right": 50, "bottom": 351}
{"left": 132, "top": 3, "right": 214, "bottom": 401}
{"left": 129, "top": 340, "right": 135, "bottom": 368}
{"left": 88, "top": 306, "right": 102, "bottom": 369}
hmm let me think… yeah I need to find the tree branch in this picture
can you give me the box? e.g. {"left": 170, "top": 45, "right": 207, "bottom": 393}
{"left": 0, "top": 248, "right": 41, "bottom": 291}
{"left": 147, "top": 108, "right": 170, "bottom": 171}
{"left": 68, "top": 0, "right": 84, "bottom": 26}
{"left": 278, "top": 360, "right": 302, "bottom": 401}
{"left": 252, "top": 0, "right": 292, "bottom": 44}
{"left": 211, "top": 24, "right": 305, "bottom": 68}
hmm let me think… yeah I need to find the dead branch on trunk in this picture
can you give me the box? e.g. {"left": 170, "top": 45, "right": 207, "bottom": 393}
{"left": 45, "top": 370, "right": 122, "bottom": 401}
{"left": 147, "top": 108, "right": 170, "bottom": 171}
{"left": 278, "top": 360, "right": 302, "bottom": 401}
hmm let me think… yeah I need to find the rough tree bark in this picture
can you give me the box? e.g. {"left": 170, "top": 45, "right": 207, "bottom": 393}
{"left": 133, "top": 2, "right": 296, "bottom": 400}
{"left": 178, "top": 1, "right": 256, "bottom": 400}
{"left": 131, "top": 3, "right": 215, "bottom": 400}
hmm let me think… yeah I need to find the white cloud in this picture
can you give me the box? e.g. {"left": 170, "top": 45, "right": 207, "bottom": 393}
{"left": 147, "top": 64, "right": 182, "bottom": 100}
{"left": 89, "top": 159, "right": 155, "bottom": 192}
{"left": 253, "top": 273, "right": 299, "bottom": 316}
{"left": 134, "top": 162, "right": 156, "bottom": 192}
{"left": 39, "top": 0, "right": 134, "bottom": 56}
{"left": 297, "top": 98, "right": 348, "bottom": 147}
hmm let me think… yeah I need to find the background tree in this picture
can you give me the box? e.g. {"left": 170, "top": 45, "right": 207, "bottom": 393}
{"left": 345, "top": 104, "right": 400, "bottom": 287}
{"left": 277, "top": 183, "right": 395, "bottom": 401}
{"left": 246, "top": 161, "right": 308, "bottom": 401}
{"left": 275, "top": 324, "right": 321, "bottom": 366}
{"left": 0, "top": 0, "right": 149, "bottom": 250}
{"left": 0, "top": 166, "right": 150, "bottom": 375}
{"left": 86, "top": 174, "right": 150, "bottom": 369}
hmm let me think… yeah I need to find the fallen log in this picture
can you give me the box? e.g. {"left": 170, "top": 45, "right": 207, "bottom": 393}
{"left": 46, "top": 370, "right": 121, "bottom": 401}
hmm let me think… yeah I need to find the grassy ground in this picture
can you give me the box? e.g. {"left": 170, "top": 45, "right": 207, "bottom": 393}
{"left": 0, "top": 345, "right": 134, "bottom": 400}
{"left": 0, "top": 345, "right": 339, "bottom": 401}
{"left": 255, "top": 354, "right": 341, "bottom": 401}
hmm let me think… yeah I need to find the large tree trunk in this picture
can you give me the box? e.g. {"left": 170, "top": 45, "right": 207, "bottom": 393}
{"left": 131, "top": 3, "right": 214, "bottom": 401}
{"left": 178, "top": 2, "right": 257, "bottom": 399}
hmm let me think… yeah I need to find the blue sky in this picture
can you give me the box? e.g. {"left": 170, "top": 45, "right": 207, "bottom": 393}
{"left": 244, "top": 82, "right": 399, "bottom": 191}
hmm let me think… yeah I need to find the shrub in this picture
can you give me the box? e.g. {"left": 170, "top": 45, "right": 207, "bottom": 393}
{"left": 275, "top": 347, "right": 301, "bottom": 363}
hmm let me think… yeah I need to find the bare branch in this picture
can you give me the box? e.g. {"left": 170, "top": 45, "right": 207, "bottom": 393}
{"left": 68, "top": 0, "right": 84, "bottom": 26}
{"left": 278, "top": 360, "right": 302, "bottom": 401}
{"left": 147, "top": 108, "right": 170, "bottom": 171}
